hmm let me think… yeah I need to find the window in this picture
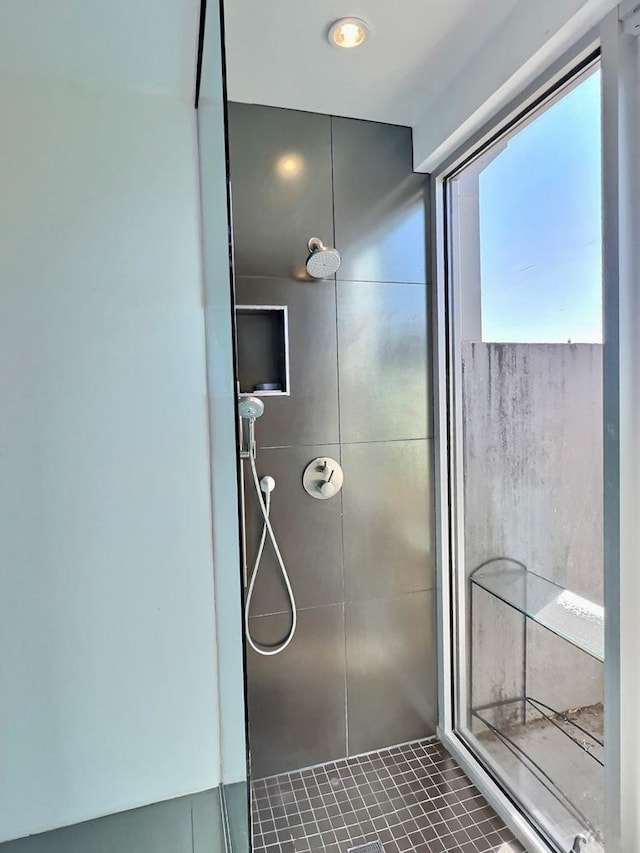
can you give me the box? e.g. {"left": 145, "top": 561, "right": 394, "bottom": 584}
{"left": 446, "top": 64, "right": 605, "bottom": 853}
{"left": 454, "top": 70, "right": 602, "bottom": 344}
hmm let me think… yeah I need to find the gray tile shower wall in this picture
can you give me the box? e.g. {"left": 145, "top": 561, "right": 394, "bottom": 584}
{"left": 235, "top": 276, "right": 340, "bottom": 448}
{"left": 228, "top": 105, "right": 334, "bottom": 280}
{"left": 336, "top": 282, "right": 431, "bottom": 443}
{"left": 247, "top": 605, "right": 348, "bottom": 777}
{"left": 331, "top": 118, "right": 428, "bottom": 284}
{"left": 227, "top": 102, "right": 435, "bottom": 779}
{"left": 341, "top": 441, "right": 434, "bottom": 601}
{"left": 243, "top": 444, "right": 344, "bottom": 615}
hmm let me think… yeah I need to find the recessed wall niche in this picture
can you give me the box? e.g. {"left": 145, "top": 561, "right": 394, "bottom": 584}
{"left": 236, "top": 305, "right": 290, "bottom": 396}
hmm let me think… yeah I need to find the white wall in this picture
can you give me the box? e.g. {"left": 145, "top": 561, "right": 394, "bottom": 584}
{"left": 413, "top": 0, "right": 616, "bottom": 171}
{"left": 0, "top": 75, "right": 219, "bottom": 841}
{"left": 198, "top": 3, "right": 248, "bottom": 787}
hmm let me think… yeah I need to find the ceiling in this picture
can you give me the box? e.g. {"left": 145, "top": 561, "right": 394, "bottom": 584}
{"left": 223, "top": 0, "right": 521, "bottom": 127}
{"left": 0, "top": 0, "right": 611, "bottom": 168}
{"left": 0, "top": 0, "right": 200, "bottom": 100}
{"left": 1, "top": 0, "right": 519, "bottom": 122}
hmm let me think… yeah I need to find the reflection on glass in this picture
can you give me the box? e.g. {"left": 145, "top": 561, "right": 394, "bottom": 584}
{"left": 471, "top": 559, "right": 604, "bottom": 661}
{"left": 274, "top": 152, "right": 304, "bottom": 179}
{"left": 449, "top": 66, "right": 604, "bottom": 852}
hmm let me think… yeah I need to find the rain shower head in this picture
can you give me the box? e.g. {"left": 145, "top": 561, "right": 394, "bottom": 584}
{"left": 306, "top": 237, "right": 342, "bottom": 279}
{"left": 238, "top": 395, "right": 265, "bottom": 421}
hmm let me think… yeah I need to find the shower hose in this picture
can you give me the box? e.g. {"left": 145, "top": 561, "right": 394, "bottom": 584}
{"left": 244, "top": 450, "right": 297, "bottom": 656}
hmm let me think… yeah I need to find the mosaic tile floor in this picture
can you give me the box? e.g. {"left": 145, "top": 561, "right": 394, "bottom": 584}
{"left": 251, "top": 739, "right": 525, "bottom": 853}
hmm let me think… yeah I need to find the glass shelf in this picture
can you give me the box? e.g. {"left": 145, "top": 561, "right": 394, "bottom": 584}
{"left": 472, "top": 698, "right": 604, "bottom": 845}
{"left": 470, "top": 560, "right": 604, "bottom": 662}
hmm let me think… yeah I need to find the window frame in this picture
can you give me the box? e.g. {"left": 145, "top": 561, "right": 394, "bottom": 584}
{"left": 431, "top": 32, "right": 612, "bottom": 853}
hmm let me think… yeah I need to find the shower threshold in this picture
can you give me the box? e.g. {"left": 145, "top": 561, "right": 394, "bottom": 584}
{"left": 251, "top": 739, "right": 524, "bottom": 853}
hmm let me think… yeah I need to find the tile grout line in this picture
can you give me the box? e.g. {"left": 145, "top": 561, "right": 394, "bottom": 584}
{"left": 258, "top": 437, "right": 434, "bottom": 451}
{"left": 251, "top": 739, "right": 524, "bottom": 853}
{"left": 329, "top": 115, "right": 350, "bottom": 763}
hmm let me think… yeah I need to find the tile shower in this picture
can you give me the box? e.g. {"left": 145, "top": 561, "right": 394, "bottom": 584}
{"left": 228, "top": 102, "right": 436, "bottom": 778}
{"left": 228, "top": 103, "right": 521, "bottom": 852}
{"left": 250, "top": 741, "right": 524, "bottom": 853}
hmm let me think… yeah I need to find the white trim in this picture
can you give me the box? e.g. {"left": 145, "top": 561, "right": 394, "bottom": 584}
{"left": 439, "top": 729, "right": 554, "bottom": 853}
{"left": 431, "top": 175, "right": 453, "bottom": 737}
{"left": 414, "top": 0, "right": 616, "bottom": 173}
{"left": 600, "top": 9, "right": 640, "bottom": 851}
{"left": 619, "top": 0, "right": 640, "bottom": 34}
{"left": 431, "top": 38, "right": 610, "bottom": 853}
{"left": 235, "top": 304, "right": 291, "bottom": 398}
{"left": 431, "top": 33, "right": 601, "bottom": 181}
{"left": 445, "top": 175, "right": 470, "bottom": 732}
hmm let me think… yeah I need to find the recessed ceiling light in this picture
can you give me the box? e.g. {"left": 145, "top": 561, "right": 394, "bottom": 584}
{"left": 328, "top": 18, "right": 370, "bottom": 49}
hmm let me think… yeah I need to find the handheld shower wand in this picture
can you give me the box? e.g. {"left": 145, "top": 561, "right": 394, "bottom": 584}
{"left": 239, "top": 396, "right": 297, "bottom": 656}
{"left": 239, "top": 395, "right": 264, "bottom": 461}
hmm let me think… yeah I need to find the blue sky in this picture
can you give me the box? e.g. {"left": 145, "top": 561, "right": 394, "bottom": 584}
{"left": 478, "top": 69, "right": 602, "bottom": 343}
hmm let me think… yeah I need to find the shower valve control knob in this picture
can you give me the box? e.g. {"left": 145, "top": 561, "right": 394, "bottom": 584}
{"left": 318, "top": 478, "right": 336, "bottom": 498}
{"left": 303, "top": 457, "right": 344, "bottom": 500}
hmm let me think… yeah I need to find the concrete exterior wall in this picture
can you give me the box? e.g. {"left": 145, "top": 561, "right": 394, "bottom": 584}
{"left": 462, "top": 342, "right": 604, "bottom": 718}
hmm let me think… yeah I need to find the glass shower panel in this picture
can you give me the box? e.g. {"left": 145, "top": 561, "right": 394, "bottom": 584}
{"left": 447, "top": 65, "right": 604, "bottom": 852}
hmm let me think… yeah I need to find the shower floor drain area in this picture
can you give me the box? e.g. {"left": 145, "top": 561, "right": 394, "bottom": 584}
{"left": 251, "top": 739, "right": 525, "bottom": 853}
{"left": 348, "top": 842, "right": 384, "bottom": 853}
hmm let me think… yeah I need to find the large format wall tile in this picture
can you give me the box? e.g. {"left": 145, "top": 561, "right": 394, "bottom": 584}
{"left": 342, "top": 440, "right": 434, "bottom": 601}
{"left": 346, "top": 592, "right": 437, "bottom": 755}
{"left": 230, "top": 104, "right": 437, "bottom": 775}
{"left": 228, "top": 103, "right": 333, "bottom": 280}
{"left": 337, "top": 281, "right": 430, "bottom": 443}
{"left": 332, "top": 118, "right": 428, "bottom": 284}
{"left": 243, "top": 445, "right": 344, "bottom": 615}
{"left": 236, "top": 277, "right": 339, "bottom": 448}
{"left": 247, "top": 605, "right": 346, "bottom": 777}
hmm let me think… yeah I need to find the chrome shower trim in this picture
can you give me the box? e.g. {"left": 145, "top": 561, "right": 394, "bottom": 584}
{"left": 305, "top": 236, "right": 342, "bottom": 279}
